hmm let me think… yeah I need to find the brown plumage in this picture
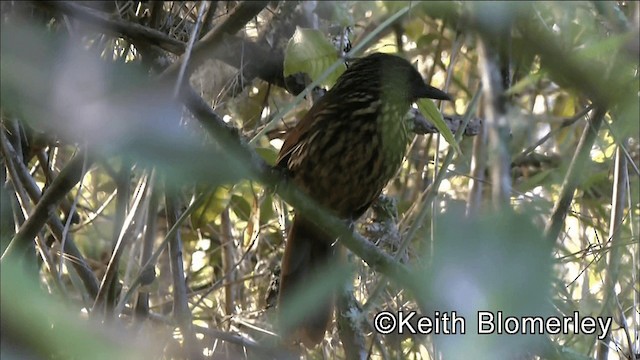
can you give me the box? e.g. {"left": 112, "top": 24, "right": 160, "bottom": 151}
{"left": 276, "top": 52, "right": 451, "bottom": 346}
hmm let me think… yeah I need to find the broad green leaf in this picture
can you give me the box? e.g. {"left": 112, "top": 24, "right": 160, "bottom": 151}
{"left": 416, "top": 98, "right": 460, "bottom": 154}
{"left": 284, "top": 27, "right": 346, "bottom": 87}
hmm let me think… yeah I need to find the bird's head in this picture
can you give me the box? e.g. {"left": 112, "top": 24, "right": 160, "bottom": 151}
{"left": 333, "top": 52, "right": 452, "bottom": 105}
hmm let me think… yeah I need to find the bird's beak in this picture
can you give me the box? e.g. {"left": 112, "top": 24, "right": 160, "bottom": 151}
{"left": 417, "top": 84, "right": 452, "bottom": 101}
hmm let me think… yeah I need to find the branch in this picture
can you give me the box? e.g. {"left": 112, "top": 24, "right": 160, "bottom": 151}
{"left": 518, "top": 7, "right": 618, "bottom": 107}
{"left": 36, "top": 1, "right": 292, "bottom": 94}
{"left": 544, "top": 107, "right": 607, "bottom": 243}
{"left": 474, "top": 5, "right": 513, "bottom": 209}
{"left": 1, "top": 149, "right": 96, "bottom": 294}
{"left": 165, "top": 190, "right": 201, "bottom": 359}
{"left": 134, "top": 176, "right": 160, "bottom": 319}
{"left": 410, "top": 109, "right": 482, "bottom": 136}
{"left": 336, "top": 288, "right": 367, "bottom": 360}
{"left": 0, "top": 132, "right": 98, "bottom": 297}
{"left": 37, "top": 1, "right": 185, "bottom": 54}
{"left": 160, "top": 0, "right": 270, "bottom": 80}
{"left": 513, "top": 105, "right": 594, "bottom": 163}
{"left": 93, "top": 172, "right": 151, "bottom": 313}
{"left": 597, "top": 146, "right": 629, "bottom": 359}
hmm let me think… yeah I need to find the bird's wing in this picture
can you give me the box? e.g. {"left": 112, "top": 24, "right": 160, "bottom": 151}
{"left": 276, "top": 95, "right": 332, "bottom": 168}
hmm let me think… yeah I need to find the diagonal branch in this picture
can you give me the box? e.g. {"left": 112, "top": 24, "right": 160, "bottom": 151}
{"left": 35, "top": 1, "right": 291, "bottom": 93}
{"left": 544, "top": 108, "right": 607, "bottom": 243}
{"left": 165, "top": 189, "right": 201, "bottom": 359}
{"left": 160, "top": 0, "right": 270, "bottom": 80}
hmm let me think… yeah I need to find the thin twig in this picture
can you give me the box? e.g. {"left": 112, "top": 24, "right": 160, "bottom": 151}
{"left": 544, "top": 108, "right": 607, "bottom": 243}
{"left": 93, "top": 171, "right": 150, "bottom": 313}
{"left": 165, "top": 188, "right": 200, "bottom": 359}
{"left": 160, "top": 1, "right": 270, "bottom": 81}
{"left": 513, "top": 105, "right": 594, "bottom": 163}
{"left": 0, "top": 129, "right": 65, "bottom": 293}
{"left": 597, "top": 146, "right": 629, "bottom": 359}
{"left": 2, "top": 150, "right": 88, "bottom": 260}
{"left": 60, "top": 150, "right": 88, "bottom": 276}
{"left": 134, "top": 170, "right": 159, "bottom": 319}
{"left": 37, "top": 1, "right": 185, "bottom": 53}
{"left": 173, "top": 1, "right": 209, "bottom": 97}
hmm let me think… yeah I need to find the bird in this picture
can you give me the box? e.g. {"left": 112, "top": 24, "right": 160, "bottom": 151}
{"left": 276, "top": 52, "right": 451, "bottom": 347}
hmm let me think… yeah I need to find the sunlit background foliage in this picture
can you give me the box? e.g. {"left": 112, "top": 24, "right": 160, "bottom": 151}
{"left": 1, "top": 1, "right": 638, "bottom": 359}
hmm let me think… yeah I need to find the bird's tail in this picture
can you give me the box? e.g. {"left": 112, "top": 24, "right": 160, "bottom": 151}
{"left": 278, "top": 215, "right": 334, "bottom": 347}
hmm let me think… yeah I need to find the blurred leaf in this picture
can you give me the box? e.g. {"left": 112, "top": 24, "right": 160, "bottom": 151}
{"left": 1, "top": 22, "right": 249, "bottom": 187}
{"left": 552, "top": 92, "right": 576, "bottom": 118}
{"left": 416, "top": 33, "right": 440, "bottom": 49}
{"left": 416, "top": 98, "right": 460, "bottom": 153}
{"left": 404, "top": 18, "right": 426, "bottom": 41}
{"left": 255, "top": 146, "right": 279, "bottom": 166}
{"left": 610, "top": 94, "right": 640, "bottom": 141}
{"left": 315, "top": 1, "right": 355, "bottom": 27}
{"left": 576, "top": 33, "right": 632, "bottom": 61}
{"left": 284, "top": 28, "right": 346, "bottom": 87}
{"left": 422, "top": 209, "right": 554, "bottom": 359}
{"left": 578, "top": 170, "right": 611, "bottom": 200}
{"left": 228, "top": 82, "right": 269, "bottom": 128}
{"left": 513, "top": 168, "right": 555, "bottom": 193}
{"left": 1, "top": 256, "right": 152, "bottom": 359}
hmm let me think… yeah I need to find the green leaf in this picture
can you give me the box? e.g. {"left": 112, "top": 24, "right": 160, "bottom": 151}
{"left": 259, "top": 192, "right": 275, "bottom": 225}
{"left": 191, "top": 187, "right": 232, "bottom": 230}
{"left": 416, "top": 98, "right": 460, "bottom": 153}
{"left": 284, "top": 27, "right": 346, "bottom": 87}
{"left": 505, "top": 71, "right": 543, "bottom": 96}
{"left": 513, "top": 168, "right": 554, "bottom": 193}
{"left": 404, "top": 18, "right": 426, "bottom": 41}
{"left": 230, "top": 194, "right": 252, "bottom": 222}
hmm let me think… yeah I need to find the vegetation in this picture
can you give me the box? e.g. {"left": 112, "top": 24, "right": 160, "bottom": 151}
{"left": 0, "top": 1, "right": 638, "bottom": 359}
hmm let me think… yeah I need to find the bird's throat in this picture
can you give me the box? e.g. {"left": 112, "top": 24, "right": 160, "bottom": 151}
{"left": 377, "top": 101, "right": 411, "bottom": 181}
